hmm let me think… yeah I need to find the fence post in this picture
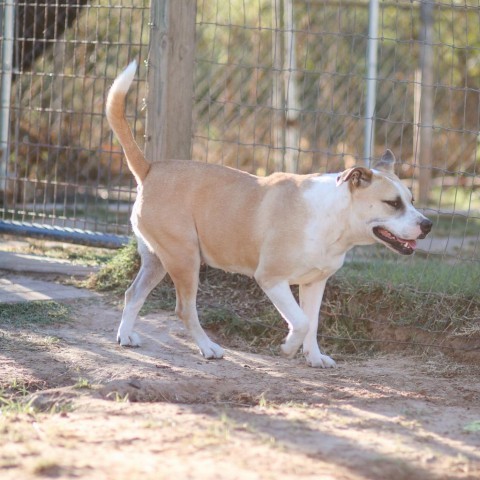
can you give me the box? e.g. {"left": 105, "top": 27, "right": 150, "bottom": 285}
{"left": 145, "top": 0, "right": 196, "bottom": 162}
{"left": 271, "top": 0, "right": 285, "bottom": 172}
{"left": 283, "top": 0, "right": 299, "bottom": 173}
{"left": 418, "top": 0, "right": 434, "bottom": 205}
{"left": 363, "top": 0, "right": 379, "bottom": 167}
{"left": 0, "top": 0, "right": 15, "bottom": 196}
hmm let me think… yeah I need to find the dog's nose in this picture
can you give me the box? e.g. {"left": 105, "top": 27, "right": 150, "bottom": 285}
{"left": 419, "top": 218, "right": 433, "bottom": 236}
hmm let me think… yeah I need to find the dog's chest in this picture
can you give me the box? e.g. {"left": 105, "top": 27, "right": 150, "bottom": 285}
{"left": 290, "top": 253, "right": 345, "bottom": 285}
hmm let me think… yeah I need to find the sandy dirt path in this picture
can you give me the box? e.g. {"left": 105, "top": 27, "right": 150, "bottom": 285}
{"left": 1, "top": 296, "right": 479, "bottom": 480}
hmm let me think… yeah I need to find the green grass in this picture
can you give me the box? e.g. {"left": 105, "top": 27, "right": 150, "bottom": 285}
{"left": 0, "top": 394, "right": 36, "bottom": 416}
{"left": 0, "top": 301, "right": 71, "bottom": 327}
{"left": 86, "top": 238, "right": 139, "bottom": 292}
{"left": 430, "top": 186, "right": 480, "bottom": 213}
{"left": 338, "top": 256, "right": 480, "bottom": 297}
{"left": 430, "top": 213, "right": 480, "bottom": 238}
{"left": 0, "top": 236, "right": 115, "bottom": 267}
{"left": 74, "top": 378, "right": 92, "bottom": 390}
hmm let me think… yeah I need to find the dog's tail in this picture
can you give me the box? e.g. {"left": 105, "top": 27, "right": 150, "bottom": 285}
{"left": 106, "top": 60, "right": 150, "bottom": 185}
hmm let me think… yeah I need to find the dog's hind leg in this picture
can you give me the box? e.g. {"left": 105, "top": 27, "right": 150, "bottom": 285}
{"left": 117, "top": 240, "right": 166, "bottom": 347}
{"left": 299, "top": 280, "right": 336, "bottom": 368}
{"left": 166, "top": 251, "right": 224, "bottom": 359}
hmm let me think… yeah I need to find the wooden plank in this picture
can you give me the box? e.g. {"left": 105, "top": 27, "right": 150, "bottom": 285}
{"left": 145, "top": 0, "right": 196, "bottom": 162}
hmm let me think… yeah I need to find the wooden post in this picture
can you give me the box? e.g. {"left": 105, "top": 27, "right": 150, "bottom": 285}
{"left": 145, "top": 0, "right": 197, "bottom": 162}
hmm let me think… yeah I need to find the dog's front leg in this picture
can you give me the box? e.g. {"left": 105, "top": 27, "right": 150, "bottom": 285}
{"left": 256, "top": 279, "right": 309, "bottom": 358}
{"left": 299, "top": 279, "right": 336, "bottom": 368}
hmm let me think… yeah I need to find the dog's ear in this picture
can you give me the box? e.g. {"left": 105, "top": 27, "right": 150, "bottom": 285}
{"left": 372, "top": 149, "right": 396, "bottom": 174}
{"left": 336, "top": 167, "right": 373, "bottom": 188}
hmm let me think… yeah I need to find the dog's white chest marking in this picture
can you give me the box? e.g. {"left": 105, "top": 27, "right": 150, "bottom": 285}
{"left": 299, "top": 175, "right": 350, "bottom": 278}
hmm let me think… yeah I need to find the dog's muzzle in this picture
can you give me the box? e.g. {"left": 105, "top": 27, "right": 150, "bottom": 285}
{"left": 373, "top": 216, "right": 432, "bottom": 256}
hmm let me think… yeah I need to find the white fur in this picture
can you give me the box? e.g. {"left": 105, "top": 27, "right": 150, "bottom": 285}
{"left": 111, "top": 60, "right": 137, "bottom": 94}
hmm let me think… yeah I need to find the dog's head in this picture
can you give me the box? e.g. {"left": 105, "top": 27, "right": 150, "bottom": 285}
{"left": 336, "top": 150, "right": 432, "bottom": 255}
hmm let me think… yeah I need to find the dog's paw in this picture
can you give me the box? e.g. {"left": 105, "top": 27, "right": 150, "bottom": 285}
{"left": 305, "top": 352, "right": 337, "bottom": 368}
{"left": 199, "top": 341, "right": 224, "bottom": 359}
{"left": 280, "top": 342, "right": 300, "bottom": 359}
{"left": 117, "top": 331, "right": 141, "bottom": 347}
{"left": 280, "top": 329, "right": 307, "bottom": 358}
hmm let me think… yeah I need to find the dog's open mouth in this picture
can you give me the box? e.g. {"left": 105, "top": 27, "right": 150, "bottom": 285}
{"left": 373, "top": 226, "right": 417, "bottom": 255}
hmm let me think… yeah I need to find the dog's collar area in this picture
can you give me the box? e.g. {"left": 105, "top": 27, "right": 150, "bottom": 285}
{"left": 372, "top": 226, "right": 417, "bottom": 255}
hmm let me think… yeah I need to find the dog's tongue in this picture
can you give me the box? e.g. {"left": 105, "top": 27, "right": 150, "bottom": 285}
{"left": 379, "top": 228, "right": 417, "bottom": 250}
{"left": 404, "top": 239, "right": 417, "bottom": 250}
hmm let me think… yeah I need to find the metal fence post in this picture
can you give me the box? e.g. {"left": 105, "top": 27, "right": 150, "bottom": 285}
{"left": 271, "top": 0, "right": 285, "bottom": 172}
{"left": 418, "top": 0, "right": 434, "bottom": 205}
{"left": 0, "top": 0, "right": 15, "bottom": 196}
{"left": 145, "top": 0, "right": 197, "bottom": 163}
{"left": 363, "top": 0, "right": 379, "bottom": 167}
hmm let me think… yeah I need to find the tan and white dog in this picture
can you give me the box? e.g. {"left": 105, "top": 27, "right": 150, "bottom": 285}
{"left": 106, "top": 61, "right": 432, "bottom": 368}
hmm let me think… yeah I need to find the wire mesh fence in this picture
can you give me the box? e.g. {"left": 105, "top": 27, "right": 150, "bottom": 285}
{"left": 0, "top": 0, "right": 149, "bottom": 245}
{"left": 0, "top": 1, "right": 478, "bottom": 349}
{"left": 193, "top": 0, "right": 480, "bottom": 261}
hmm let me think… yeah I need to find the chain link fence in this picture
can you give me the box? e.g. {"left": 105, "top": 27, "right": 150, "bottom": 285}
{"left": 0, "top": 1, "right": 478, "bottom": 334}
{"left": 0, "top": 0, "right": 149, "bottom": 246}
{"left": 193, "top": 0, "right": 479, "bottom": 263}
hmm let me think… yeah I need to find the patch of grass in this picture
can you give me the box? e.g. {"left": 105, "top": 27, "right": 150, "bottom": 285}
{"left": 86, "top": 238, "right": 139, "bottom": 292}
{"left": 431, "top": 214, "right": 480, "bottom": 238}
{"left": 0, "top": 395, "right": 36, "bottom": 415}
{"left": 74, "top": 378, "right": 92, "bottom": 390}
{"left": 0, "top": 235, "right": 115, "bottom": 266}
{"left": 0, "top": 382, "right": 37, "bottom": 416}
{"left": 463, "top": 421, "right": 480, "bottom": 433}
{"left": 0, "top": 301, "right": 71, "bottom": 327}
{"left": 8, "top": 379, "right": 30, "bottom": 397}
{"left": 338, "top": 256, "right": 480, "bottom": 297}
{"left": 430, "top": 186, "right": 480, "bottom": 214}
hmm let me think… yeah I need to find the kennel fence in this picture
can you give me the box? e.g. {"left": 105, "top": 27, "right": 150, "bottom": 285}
{"left": 0, "top": 0, "right": 478, "bottom": 268}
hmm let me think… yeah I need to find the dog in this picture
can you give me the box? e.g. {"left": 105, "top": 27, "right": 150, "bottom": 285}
{"left": 106, "top": 61, "right": 432, "bottom": 368}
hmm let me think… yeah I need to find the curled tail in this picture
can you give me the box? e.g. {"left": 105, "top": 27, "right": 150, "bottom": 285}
{"left": 106, "top": 61, "right": 150, "bottom": 185}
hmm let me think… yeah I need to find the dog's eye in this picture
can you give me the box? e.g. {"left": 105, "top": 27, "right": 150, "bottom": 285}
{"left": 383, "top": 199, "right": 403, "bottom": 210}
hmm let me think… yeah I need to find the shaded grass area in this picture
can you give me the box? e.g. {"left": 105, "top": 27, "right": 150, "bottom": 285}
{"left": 0, "top": 301, "right": 72, "bottom": 327}
{"left": 337, "top": 255, "right": 480, "bottom": 297}
{"left": 88, "top": 239, "right": 480, "bottom": 357}
{"left": 431, "top": 213, "right": 480, "bottom": 239}
{"left": 0, "top": 235, "right": 115, "bottom": 266}
{"left": 0, "top": 302, "right": 73, "bottom": 413}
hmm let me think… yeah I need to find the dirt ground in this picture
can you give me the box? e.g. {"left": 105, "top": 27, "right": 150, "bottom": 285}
{"left": 1, "top": 294, "right": 480, "bottom": 480}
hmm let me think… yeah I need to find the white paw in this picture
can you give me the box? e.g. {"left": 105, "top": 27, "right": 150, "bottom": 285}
{"left": 199, "top": 341, "right": 224, "bottom": 359}
{"left": 117, "top": 331, "right": 141, "bottom": 347}
{"left": 280, "top": 342, "right": 300, "bottom": 359}
{"left": 281, "top": 329, "right": 307, "bottom": 358}
{"left": 305, "top": 352, "right": 337, "bottom": 368}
